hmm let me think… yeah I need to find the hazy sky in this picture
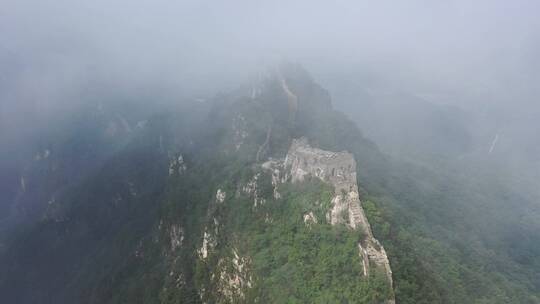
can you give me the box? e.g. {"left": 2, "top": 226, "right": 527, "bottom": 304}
{"left": 1, "top": 0, "right": 540, "bottom": 206}
{"left": 1, "top": 0, "right": 540, "bottom": 132}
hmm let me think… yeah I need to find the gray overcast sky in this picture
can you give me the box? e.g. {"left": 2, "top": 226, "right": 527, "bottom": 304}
{"left": 1, "top": 0, "right": 540, "bottom": 188}
{"left": 1, "top": 0, "right": 540, "bottom": 117}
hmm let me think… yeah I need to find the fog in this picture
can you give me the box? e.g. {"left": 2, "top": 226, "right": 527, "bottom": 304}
{"left": 2, "top": 2, "right": 540, "bottom": 301}
{"left": 2, "top": 0, "right": 540, "bottom": 168}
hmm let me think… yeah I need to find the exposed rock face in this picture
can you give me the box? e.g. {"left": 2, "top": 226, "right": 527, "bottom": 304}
{"left": 242, "top": 173, "right": 266, "bottom": 207}
{"left": 285, "top": 138, "right": 355, "bottom": 191}
{"left": 272, "top": 138, "right": 394, "bottom": 298}
{"left": 198, "top": 215, "right": 220, "bottom": 260}
{"left": 169, "top": 224, "right": 184, "bottom": 251}
{"left": 280, "top": 78, "right": 298, "bottom": 124}
{"left": 232, "top": 114, "right": 248, "bottom": 151}
{"left": 216, "top": 189, "right": 226, "bottom": 204}
{"left": 198, "top": 231, "right": 214, "bottom": 259}
{"left": 284, "top": 139, "right": 372, "bottom": 232}
{"left": 169, "top": 154, "right": 186, "bottom": 176}
{"left": 303, "top": 211, "right": 318, "bottom": 225}
{"left": 216, "top": 249, "right": 253, "bottom": 302}
{"left": 261, "top": 160, "right": 282, "bottom": 199}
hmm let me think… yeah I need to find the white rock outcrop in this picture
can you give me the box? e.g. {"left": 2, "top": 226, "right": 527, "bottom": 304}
{"left": 242, "top": 173, "right": 266, "bottom": 207}
{"left": 303, "top": 211, "right": 318, "bottom": 225}
{"left": 261, "top": 159, "right": 282, "bottom": 199}
{"left": 216, "top": 189, "right": 226, "bottom": 203}
{"left": 217, "top": 248, "right": 253, "bottom": 302}
{"left": 169, "top": 154, "right": 187, "bottom": 176}
{"left": 198, "top": 231, "right": 213, "bottom": 259}
{"left": 284, "top": 138, "right": 393, "bottom": 288}
{"left": 259, "top": 138, "right": 395, "bottom": 298}
{"left": 198, "top": 218, "right": 219, "bottom": 259}
{"left": 169, "top": 224, "right": 184, "bottom": 251}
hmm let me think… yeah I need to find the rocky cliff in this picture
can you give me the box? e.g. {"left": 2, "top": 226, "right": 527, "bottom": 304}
{"left": 287, "top": 138, "right": 392, "bottom": 281}
{"left": 0, "top": 65, "right": 397, "bottom": 303}
{"left": 264, "top": 137, "right": 394, "bottom": 302}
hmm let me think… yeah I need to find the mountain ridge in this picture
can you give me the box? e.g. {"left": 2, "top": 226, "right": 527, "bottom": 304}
{"left": 1, "top": 64, "right": 539, "bottom": 303}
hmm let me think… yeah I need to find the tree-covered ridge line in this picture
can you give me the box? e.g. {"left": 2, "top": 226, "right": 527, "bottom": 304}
{"left": 0, "top": 65, "right": 538, "bottom": 303}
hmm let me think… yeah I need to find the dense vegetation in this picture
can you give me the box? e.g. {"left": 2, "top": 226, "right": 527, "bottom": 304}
{"left": 247, "top": 180, "right": 391, "bottom": 303}
{"left": 0, "top": 66, "right": 538, "bottom": 303}
{"left": 189, "top": 178, "right": 392, "bottom": 303}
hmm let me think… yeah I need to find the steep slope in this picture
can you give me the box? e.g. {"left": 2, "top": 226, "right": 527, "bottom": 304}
{"left": 165, "top": 65, "right": 395, "bottom": 303}
{"left": 189, "top": 139, "right": 394, "bottom": 303}
{"left": 281, "top": 138, "right": 392, "bottom": 284}
{"left": 0, "top": 65, "right": 395, "bottom": 303}
{"left": 0, "top": 100, "right": 157, "bottom": 256}
{"left": 320, "top": 71, "right": 540, "bottom": 303}
{"left": 2, "top": 64, "right": 537, "bottom": 304}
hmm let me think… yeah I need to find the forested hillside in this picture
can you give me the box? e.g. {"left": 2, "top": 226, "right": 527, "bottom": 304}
{"left": 1, "top": 65, "right": 538, "bottom": 303}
